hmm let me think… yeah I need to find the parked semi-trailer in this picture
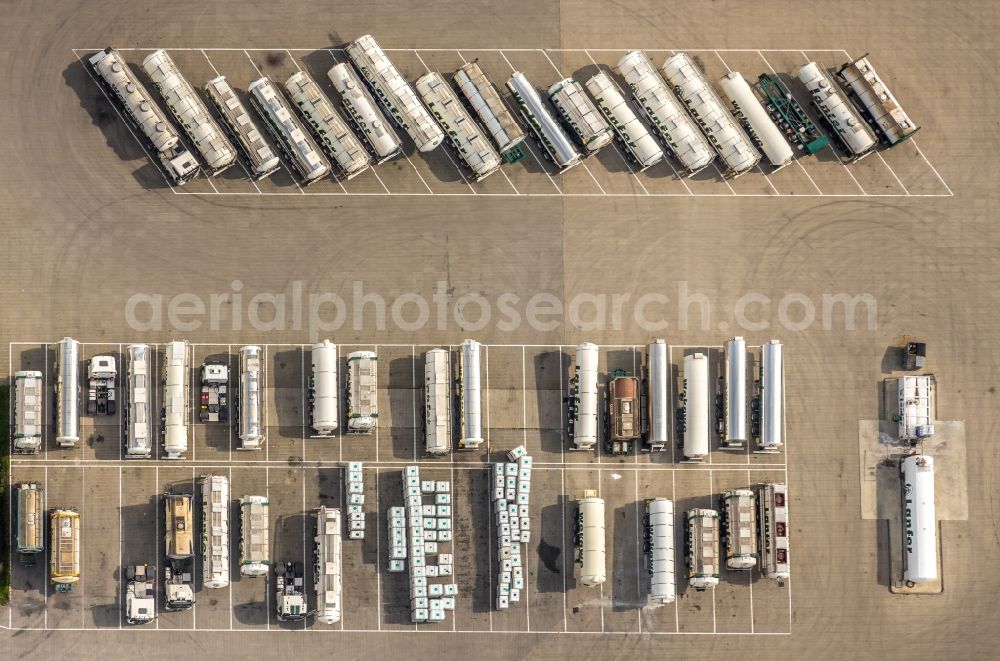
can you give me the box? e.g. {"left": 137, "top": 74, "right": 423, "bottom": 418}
{"left": 755, "top": 74, "right": 830, "bottom": 154}
{"left": 315, "top": 506, "right": 343, "bottom": 624}
{"left": 837, "top": 54, "right": 919, "bottom": 147}
{"left": 55, "top": 337, "right": 80, "bottom": 448}
{"left": 424, "top": 348, "right": 452, "bottom": 456}
{"left": 309, "top": 340, "right": 338, "bottom": 437}
{"left": 162, "top": 340, "right": 189, "bottom": 459}
{"left": 284, "top": 70, "right": 371, "bottom": 179}
{"left": 685, "top": 508, "right": 720, "bottom": 591}
{"left": 164, "top": 491, "right": 195, "bottom": 610}
{"left": 86, "top": 354, "right": 117, "bottom": 416}
{"left": 757, "top": 482, "right": 790, "bottom": 580}
{"left": 547, "top": 77, "right": 613, "bottom": 155}
{"left": 645, "top": 340, "right": 669, "bottom": 452}
{"left": 458, "top": 339, "right": 483, "bottom": 450}
{"left": 759, "top": 340, "right": 783, "bottom": 453}
{"left": 661, "top": 53, "right": 761, "bottom": 177}
{"left": 201, "top": 474, "right": 230, "bottom": 589}
{"left": 718, "top": 72, "right": 794, "bottom": 169}
{"left": 198, "top": 361, "right": 229, "bottom": 424}
{"left": 346, "top": 350, "right": 378, "bottom": 434}
{"left": 576, "top": 490, "right": 606, "bottom": 587}
{"left": 607, "top": 373, "right": 641, "bottom": 455}
{"left": 248, "top": 77, "right": 331, "bottom": 184}
{"left": 723, "top": 336, "right": 748, "bottom": 450}
{"left": 506, "top": 71, "right": 581, "bottom": 172}
{"left": 416, "top": 71, "right": 502, "bottom": 181}
{"left": 124, "top": 344, "right": 152, "bottom": 458}
{"left": 240, "top": 495, "right": 270, "bottom": 577}
{"left": 797, "top": 62, "right": 876, "bottom": 159}
{"left": 345, "top": 34, "right": 445, "bottom": 152}
{"left": 570, "top": 343, "right": 599, "bottom": 451}
{"left": 327, "top": 62, "right": 404, "bottom": 163}
{"left": 901, "top": 455, "right": 936, "bottom": 583}
{"left": 720, "top": 488, "right": 758, "bottom": 570}
{"left": 203, "top": 75, "right": 281, "bottom": 180}
{"left": 142, "top": 49, "right": 237, "bottom": 175}
{"left": 585, "top": 71, "right": 664, "bottom": 170}
{"left": 50, "top": 508, "right": 81, "bottom": 592}
{"left": 13, "top": 371, "right": 43, "bottom": 454}
{"left": 88, "top": 47, "right": 200, "bottom": 184}
{"left": 682, "top": 353, "right": 709, "bottom": 462}
{"left": 15, "top": 483, "right": 44, "bottom": 565}
{"left": 453, "top": 60, "right": 526, "bottom": 163}
{"left": 645, "top": 497, "right": 675, "bottom": 604}
{"left": 615, "top": 50, "right": 714, "bottom": 176}
{"left": 237, "top": 345, "right": 265, "bottom": 450}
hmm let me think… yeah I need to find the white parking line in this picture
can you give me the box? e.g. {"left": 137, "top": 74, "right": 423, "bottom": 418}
{"left": 154, "top": 466, "right": 159, "bottom": 629}
{"left": 496, "top": 50, "right": 563, "bottom": 194}
{"left": 671, "top": 469, "right": 678, "bottom": 633}
{"left": 119, "top": 466, "right": 123, "bottom": 629}
{"left": 411, "top": 346, "right": 417, "bottom": 461}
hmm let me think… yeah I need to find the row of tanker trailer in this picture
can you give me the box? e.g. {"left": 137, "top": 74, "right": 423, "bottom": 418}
{"left": 87, "top": 40, "right": 915, "bottom": 186}
{"left": 568, "top": 338, "right": 784, "bottom": 458}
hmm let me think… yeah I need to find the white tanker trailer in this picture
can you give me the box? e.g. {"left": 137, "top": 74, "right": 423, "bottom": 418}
{"left": 89, "top": 47, "right": 199, "bottom": 185}
{"left": 309, "top": 340, "right": 338, "bottom": 437}
{"left": 327, "top": 62, "right": 403, "bottom": 163}
{"left": 682, "top": 353, "right": 709, "bottom": 462}
{"left": 759, "top": 340, "right": 783, "bottom": 453}
{"left": 718, "top": 72, "right": 794, "bottom": 169}
{"left": 248, "top": 77, "right": 331, "bottom": 184}
{"left": 615, "top": 50, "right": 714, "bottom": 176}
{"left": 453, "top": 61, "right": 526, "bottom": 163}
{"left": 723, "top": 336, "right": 748, "bottom": 450}
{"left": 645, "top": 339, "right": 669, "bottom": 452}
{"left": 547, "top": 77, "right": 613, "bottom": 155}
{"left": 142, "top": 49, "right": 237, "bottom": 175}
{"left": 901, "top": 455, "right": 937, "bottom": 583}
{"left": 576, "top": 490, "right": 606, "bottom": 587}
{"left": 797, "top": 62, "right": 876, "bottom": 160}
{"left": 569, "top": 343, "right": 599, "bottom": 451}
{"left": 203, "top": 75, "right": 280, "bottom": 180}
{"left": 585, "top": 71, "right": 663, "bottom": 170}
{"left": 55, "top": 337, "right": 80, "bottom": 448}
{"left": 661, "top": 53, "right": 760, "bottom": 178}
{"left": 837, "top": 54, "right": 919, "bottom": 147}
{"left": 458, "top": 339, "right": 483, "bottom": 450}
{"left": 506, "top": 71, "right": 581, "bottom": 172}
{"left": 345, "top": 34, "right": 444, "bottom": 152}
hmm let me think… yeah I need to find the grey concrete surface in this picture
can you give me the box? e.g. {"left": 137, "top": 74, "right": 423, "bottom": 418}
{"left": 2, "top": 0, "right": 999, "bottom": 658}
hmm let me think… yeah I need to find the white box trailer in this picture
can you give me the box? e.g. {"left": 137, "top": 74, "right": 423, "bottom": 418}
{"left": 13, "top": 371, "right": 43, "bottom": 454}
{"left": 284, "top": 70, "right": 371, "bottom": 179}
{"left": 506, "top": 71, "right": 581, "bottom": 172}
{"left": 645, "top": 498, "right": 675, "bottom": 604}
{"left": 237, "top": 345, "right": 265, "bottom": 450}
{"left": 125, "top": 344, "right": 152, "bottom": 458}
{"left": 143, "top": 49, "right": 237, "bottom": 175}
{"left": 718, "top": 72, "right": 794, "bottom": 169}
{"left": 457, "top": 340, "right": 483, "bottom": 450}
{"left": 240, "top": 495, "right": 270, "bottom": 577}
{"left": 204, "top": 75, "right": 281, "bottom": 180}
{"left": 720, "top": 488, "right": 757, "bottom": 571}
{"left": 645, "top": 340, "right": 669, "bottom": 451}
{"left": 576, "top": 490, "right": 606, "bottom": 586}
{"left": 759, "top": 340, "right": 783, "bottom": 452}
{"left": 661, "top": 53, "right": 761, "bottom": 178}
{"left": 685, "top": 508, "right": 720, "bottom": 591}
{"left": 682, "top": 353, "right": 709, "bottom": 461}
{"left": 585, "top": 71, "right": 664, "bottom": 170}
{"left": 547, "top": 77, "right": 613, "bottom": 155}
{"left": 162, "top": 340, "right": 189, "bottom": 459}
{"left": 55, "top": 337, "right": 80, "bottom": 448}
{"left": 345, "top": 34, "right": 444, "bottom": 152}
{"left": 425, "top": 348, "right": 452, "bottom": 455}
{"left": 901, "top": 455, "right": 937, "bottom": 583}
{"left": 723, "top": 336, "right": 748, "bottom": 449}
{"left": 416, "top": 71, "right": 502, "bottom": 181}
{"left": 797, "top": 62, "right": 877, "bottom": 159}
{"left": 897, "top": 374, "right": 935, "bottom": 441}
{"left": 615, "top": 50, "right": 715, "bottom": 176}
{"left": 837, "top": 54, "right": 920, "bottom": 146}
{"left": 201, "top": 474, "right": 230, "bottom": 589}
{"left": 346, "top": 350, "right": 378, "bottom": 434}
{"left": 453, "top": 60, "right": 526, "bottom": 163}
{"left": 310, "top": 340, "right": 338, "bottom": 437}
{"left": 757, "top": 482, "right": 790, "bottom": 580}
{"left": 315, "top": 506, "right": 343, "bottom": 624}
{"left": 570, "top": 343, "right": 599, "bottom": 451}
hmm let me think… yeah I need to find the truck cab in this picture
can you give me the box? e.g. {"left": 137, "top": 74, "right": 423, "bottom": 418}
{"left": 199, "top": 362, "right": 229, "bottom": 423}
{"left": 87, "top": 355, "right": 117, "bottom": 415}
{"left": 275, "top": 562, "right": 308, "bottom": 621}
{"left": 125, "top": 565, "right": 156, "bottom": 624}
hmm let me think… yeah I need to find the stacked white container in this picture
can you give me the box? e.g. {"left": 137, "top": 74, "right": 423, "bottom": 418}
{"left": 403, "top": 466, "right": 458, "bottom": 623}
{"left": 388, "top": 506, "right": 407, "bottom": 572}
{"left": 493, "top": 444, "right": 533, "bottom": 610}
{"left": 347, "top": 462, "right": 365, "bottom": 540}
